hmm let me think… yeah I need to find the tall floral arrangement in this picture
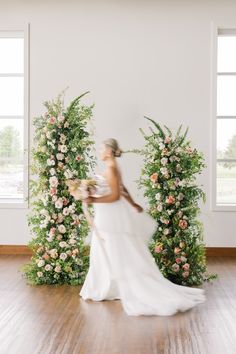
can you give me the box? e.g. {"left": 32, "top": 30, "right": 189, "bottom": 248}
{"left": 138, "top": 117, "right": 216, "bottom": 286}
{"left": 22, "top": 92, "right": 95, "bottom": 285}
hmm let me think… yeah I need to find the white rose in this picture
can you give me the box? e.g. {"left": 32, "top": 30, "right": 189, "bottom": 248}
{"left": 54, "top": 265, "right": 61, "bottom": 273}
{"left": 54, "top": 266, "right": 61, "bottom": 273}
{"left": 59, "top": 145, "right": 67, "bottom": 153}
{"left": 47, "top": 158, "right": 55, "bottom": 166}
{"left": 37, "top": 271, "right": 43, "bottom": 277}
{"left": 55, "top": 198, "right": 63, "bottom": 209}
{"left": 69, "top": 238, "right": 77, "bottom": 245}
{"left": 59, "top": 241, "right": 68, "bottom": 248}
{"left": 161, "top": 157, "right": 168, "bottom": 166}
{"left": 163, "top": 228, "right": 170, "bottom": 235}
{"left": 58, "top": 225, "right": 66, "bottom": 234}
{"left": 37, "top": 260, "right": 45, "bottom": 267}
{"left": 160, "top": 167, "right": 168, "bottom": 175}
{"left": 56, "top": 153, "right": 64, "bottom": 161}
{"left": 60, "top": 253, "right": 68, "bottom": 261}
{"left": 49, "top": 176, "right": 58, "bottom": 187}
{"left": 68, "top": 205, "right": 75, "bottom": 214}
{"left": 49, "top": 249, "right": 58, "bottom": 259}
{"left": 45, "top": 264, "right": 52, "bottom": 271}
{"left": 62, "top": 207, "right": 69, "bottom": 216}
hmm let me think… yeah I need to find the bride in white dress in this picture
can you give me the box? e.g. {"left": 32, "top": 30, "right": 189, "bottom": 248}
{"left": 78, "top": 138, "right": 206, "bottom": 316}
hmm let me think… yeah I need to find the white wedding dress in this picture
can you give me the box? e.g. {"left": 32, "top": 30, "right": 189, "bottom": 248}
{"left": 79, "top": 174, "right": 206, "bottom": 316}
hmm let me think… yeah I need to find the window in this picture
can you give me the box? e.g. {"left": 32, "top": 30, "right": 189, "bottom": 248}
{"left": 0, "top": 27, "right": 28, "bottom": 208}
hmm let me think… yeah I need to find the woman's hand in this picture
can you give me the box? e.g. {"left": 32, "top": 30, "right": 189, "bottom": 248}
{"left": 133, "top": 203, "right": 143, "bottom": 213}
{"left": 83, "top": 197, "right": 94, "bottom": 204}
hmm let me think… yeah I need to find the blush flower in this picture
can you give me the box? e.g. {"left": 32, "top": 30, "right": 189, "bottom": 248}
{"left": 154, "top": 244, "right": 163, "bottom": 253}
{"left": 182, "top": 263, "right": 190, "bottom": 270}
{"left": 164, "top": 136, "right": 171, "bottom": 144}
{"left": 49, "top": 116, "right": 56, "bottom": 124}
{"left": 166, "top": 195, "right": 175, "bottom": 204}
{"left": 150, "top": 173, "right": 158, "bottom": 183}
{"left": 179, "top": 219, "right": 188, "bottom": 229}
{"left": 174, "top": 247, "right": 181, "bottom": 254}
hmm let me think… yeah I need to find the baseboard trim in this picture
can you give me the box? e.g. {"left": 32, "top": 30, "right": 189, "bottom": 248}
{"left": 0, "top": 245, "right": 236, "bottom": 257}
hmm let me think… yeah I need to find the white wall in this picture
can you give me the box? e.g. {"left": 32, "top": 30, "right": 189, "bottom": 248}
{"left": 0, "top": 0, "right": 235, "bottom": 246}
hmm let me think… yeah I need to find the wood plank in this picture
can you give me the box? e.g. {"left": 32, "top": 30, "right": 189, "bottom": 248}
{"left": 0, "top": 255, "right": 235, "bottom": 354}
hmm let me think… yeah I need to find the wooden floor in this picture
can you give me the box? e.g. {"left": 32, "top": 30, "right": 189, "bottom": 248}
{"left": 0, "top": 256, "right": 236, "bottom": 354}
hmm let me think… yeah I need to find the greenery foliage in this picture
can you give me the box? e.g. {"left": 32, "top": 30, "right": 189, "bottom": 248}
{"left": 138, "top": 117, "right": 217, "bottom": 286}
{"left": 21, "top": 92, "right": 95, "bottom": 285}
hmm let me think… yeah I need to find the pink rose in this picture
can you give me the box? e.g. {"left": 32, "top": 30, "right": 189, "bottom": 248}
{"left": 175, "top": 258, "right": 182, "bottom": 264}
{"left": 42, "top": 253, "right": 50, "bottom": 260}
{"left": 49, "top": 116, "right": 56, "bottom": 124}
{"left": 154, "top": 244, "right": 163, "bottom": 253}
{"left": 50, "top": 187, "right": 57, "bottom": 196}
{"left": 63, "top": 198, "right": 69, "bottom": 206}
{"left": 76, "top": 155, "right": 82, "bottom": 162}
{"left": 150, "top": 173, "right": 158, "bottom": 183}
{"left": 182, "top": 263, "right": 190, "bottom": 270}
{"left": 166, "top": 195, "right": 175, "bottom": 204}
{"left": 179, "top": 219, "right": 188, "bottom": 230}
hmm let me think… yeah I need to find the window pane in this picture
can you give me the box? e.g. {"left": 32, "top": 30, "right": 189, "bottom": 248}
{"left": 0, "top": 119, "right": 24, "bottom": 200}
{"left": 0, "top": 38, "right": 24, "bottom": 73}
{"left": 218, "top": 36, "right": 236, "bottom": 72}
{"left": 217, "top": 162, "right": 236, "bottom": 204}
{"left": 217, "top": 76, "right": 236, "bottom": 116}
{"left": 217, "top": 119, "right": 236, "bottom": 159}
{"left": 0, "top": 77, "right": 23, "bottom": 115}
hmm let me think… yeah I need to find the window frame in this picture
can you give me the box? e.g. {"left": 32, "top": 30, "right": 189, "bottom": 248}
{"left": 0, "top": 24, "right": 29, "bottom": 209}
{"left": 211, "top": 22, "right": 236, "bottom": 211}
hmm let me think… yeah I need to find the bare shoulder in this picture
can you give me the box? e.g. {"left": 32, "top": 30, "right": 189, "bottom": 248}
{"left": 104, "top": 165, "right": 119, "bottom": 178}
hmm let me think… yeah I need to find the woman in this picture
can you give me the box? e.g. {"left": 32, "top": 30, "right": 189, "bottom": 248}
{"left": 79, "top": 138, "right": 206, "bottom": 316}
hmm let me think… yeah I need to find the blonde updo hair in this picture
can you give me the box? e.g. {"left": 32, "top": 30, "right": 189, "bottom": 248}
{"left": 103, "top": 138, "right": 123, "bottom": 157}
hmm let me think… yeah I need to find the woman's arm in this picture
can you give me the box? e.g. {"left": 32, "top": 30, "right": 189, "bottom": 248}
{"left": 121, "top": 185, "right": 143, "bottom": 212}
{"left": 84, "top": 167, "right": 120, "bottom": 204}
